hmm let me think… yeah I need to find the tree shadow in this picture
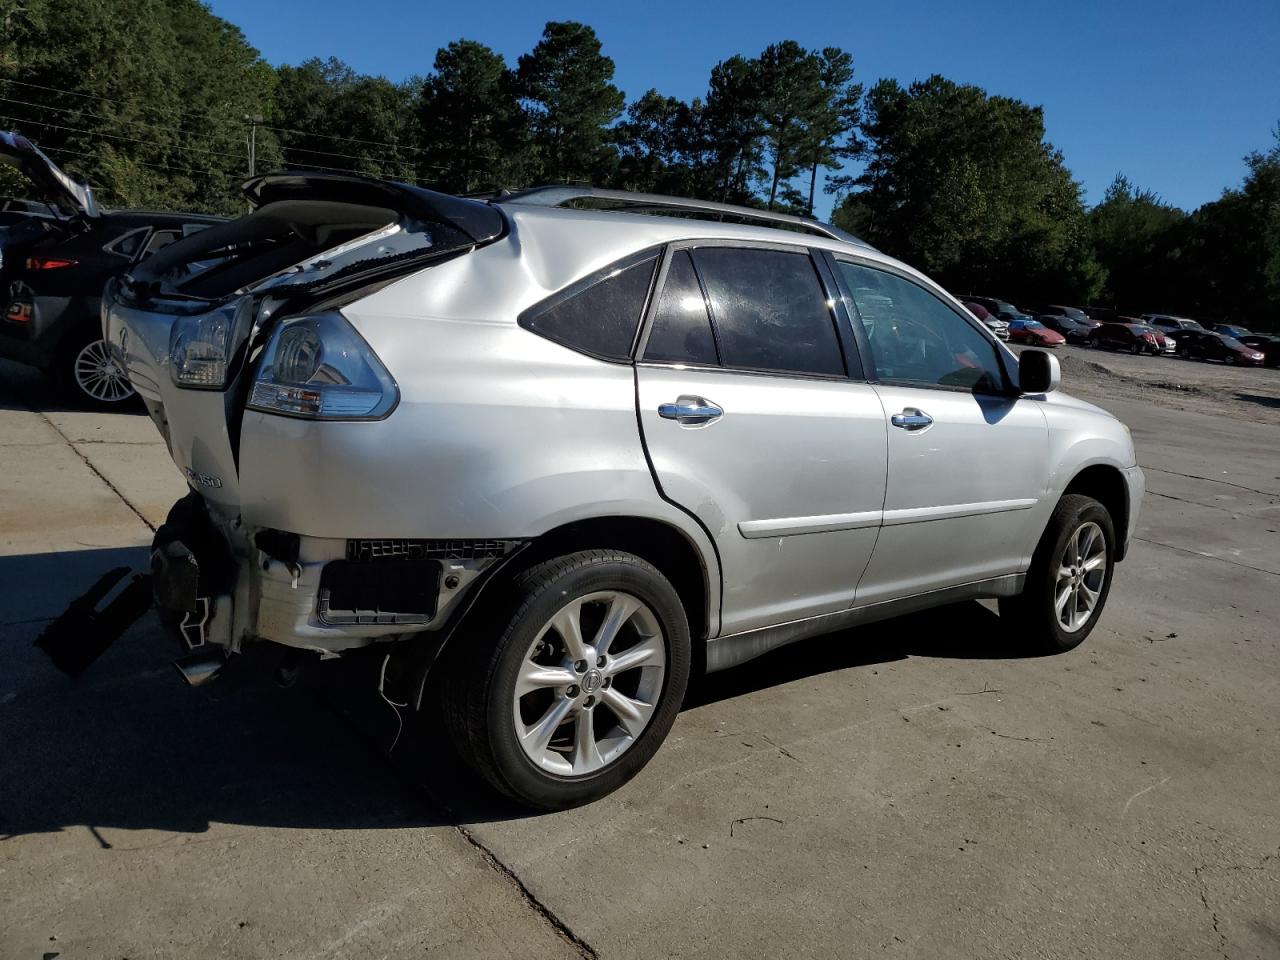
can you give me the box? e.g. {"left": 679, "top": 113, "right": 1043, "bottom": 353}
{"left": 0, "top": 546, "right": 1050, "bottom": 838}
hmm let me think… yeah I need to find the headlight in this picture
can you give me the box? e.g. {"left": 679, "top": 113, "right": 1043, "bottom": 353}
{"left": 247, "top": 312, "right": 398, "bottom": 420}
{"left": 169, "top": 298, "right": 252, "bottom": 389}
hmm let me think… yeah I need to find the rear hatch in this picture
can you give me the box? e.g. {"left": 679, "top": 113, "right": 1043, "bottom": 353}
{"left": 102, "top": 172, "right": 505, "bottom": 517}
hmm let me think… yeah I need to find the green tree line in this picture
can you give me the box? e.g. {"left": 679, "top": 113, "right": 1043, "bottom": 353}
{"left": 1, "top": 1, "right": 1276, "bottom": 329}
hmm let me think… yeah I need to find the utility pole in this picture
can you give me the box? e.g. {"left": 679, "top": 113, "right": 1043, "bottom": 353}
{"left": 244, "top": 114, "right": 264, "bottom": 177}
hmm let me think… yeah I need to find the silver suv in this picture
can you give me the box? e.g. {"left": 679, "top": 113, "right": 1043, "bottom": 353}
{"left": 104, "top": 175, "right": 1144, "bottom": 809}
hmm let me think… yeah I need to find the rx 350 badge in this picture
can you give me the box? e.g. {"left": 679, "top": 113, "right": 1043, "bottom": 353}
{"left": 185, "top": 467, "right": 223, "bottom": 489}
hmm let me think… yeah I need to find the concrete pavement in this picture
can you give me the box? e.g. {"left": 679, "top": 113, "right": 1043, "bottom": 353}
{"left": 1, "top": 358, "right": 1277, "bottom": 958}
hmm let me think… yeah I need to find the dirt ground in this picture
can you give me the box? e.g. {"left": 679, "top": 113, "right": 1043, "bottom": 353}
{"left": 1039, "top": 343, "right": 1280, "bottom": 425}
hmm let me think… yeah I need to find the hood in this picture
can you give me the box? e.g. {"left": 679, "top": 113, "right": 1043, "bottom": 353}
{"left": 0, "top": 131, "right": 99, "bottom": 219}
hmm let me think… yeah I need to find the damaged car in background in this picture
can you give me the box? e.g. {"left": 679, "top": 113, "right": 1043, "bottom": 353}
{"left": 95, "top": 173, "right": 1144, "bottom": 809}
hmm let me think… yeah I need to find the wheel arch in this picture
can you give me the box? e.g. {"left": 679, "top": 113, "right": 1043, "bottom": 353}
{"left": 1062, "top": 464, "right": 1130, "bottom": 560}
{"left": 407, "top": 513, "right": 717, "bottom": 710}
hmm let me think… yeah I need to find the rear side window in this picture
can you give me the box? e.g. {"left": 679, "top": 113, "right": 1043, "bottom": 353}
{"left": 520, "top": 251, "right": 659, "bottom": 361}
{"left": 643, "top": 250, "right": 718, "bottom": 366}
{"left": 690, "top": 247, "right": 844, "bottom": 377}
{"left": 105, "top": 228, "right": 149, "bottom": 259}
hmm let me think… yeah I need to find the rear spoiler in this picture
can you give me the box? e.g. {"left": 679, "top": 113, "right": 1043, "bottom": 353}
{"left": 241, "top": 171, "right": 504, "bottom": 245}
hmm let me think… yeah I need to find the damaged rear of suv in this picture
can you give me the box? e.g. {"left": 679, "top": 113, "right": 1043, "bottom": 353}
{"left": 106, "top": 172, "right": 1142, "bottom": 810}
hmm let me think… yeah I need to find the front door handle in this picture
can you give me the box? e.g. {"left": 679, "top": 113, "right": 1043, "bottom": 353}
{"left": 658, "top": 395, "right": 723, "bottom": 426}
{"left": 890, "top": 408, "right": 933, "bottom": 431}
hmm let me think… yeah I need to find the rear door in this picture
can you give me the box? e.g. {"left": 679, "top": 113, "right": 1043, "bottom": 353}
{"left": 635, "top": 242, "right": 887, "bottom": 635}
{"left": 830, "top": 257, "right": 1049, "bottom": 604}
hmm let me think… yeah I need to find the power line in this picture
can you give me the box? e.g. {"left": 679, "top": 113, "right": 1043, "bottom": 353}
{"left": 40, "top": 143, "right": 224, "bottom": 180}
{"left": 0, "top": 112, "right": 243, "bottom": 161}
{"left": 0, "top": 93, "right": 242, "bottom": 149}
{"left": 0, "top": 77, "right": 246, "bottom": 131}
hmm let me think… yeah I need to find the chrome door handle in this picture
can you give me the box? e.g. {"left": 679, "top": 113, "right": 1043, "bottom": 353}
{"left": 658, "top": 395, "right": 723, "bottom": 425}
{"left": 890, "top": 408, "right": 933, "bottom": 431}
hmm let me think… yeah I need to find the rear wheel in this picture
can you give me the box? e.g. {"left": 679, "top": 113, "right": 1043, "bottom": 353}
{"left": 1088, "top": 336, "right": 1100, "bottom": 349}
{"left": 57, "top": 327, "right": 135, "bottom": 410}
{"left": 999, "top": 494, "right": 1115, "bottom": 653}
{"left": 1178, "top": 346, "right": 1191, "bottom": 360}
{"left": 1225, "top": 353, "right": 1236, "bottom": 365}
{"left": 1129, "top": 342, "right": 1142, "bottom": 354}
{"left": 443, "top": 550, "right": 691, "bottom": 809}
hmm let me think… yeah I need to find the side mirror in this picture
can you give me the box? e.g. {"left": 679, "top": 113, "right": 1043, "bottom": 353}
{"left": 1019, "top": 349, "right": 1060, "bottom": 394}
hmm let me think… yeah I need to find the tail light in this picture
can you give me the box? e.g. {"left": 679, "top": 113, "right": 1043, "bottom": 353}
{"left": 5, "top": 300, "right": 33, "bottom": 324}
{"left": 25, "top": 256, "right": 77, "bottom": 270}
{"left": 169, "top": 298, "right": 253, "bottom": 389}
{"left": 247, "top": 312, "right": 398, "bottom": 420}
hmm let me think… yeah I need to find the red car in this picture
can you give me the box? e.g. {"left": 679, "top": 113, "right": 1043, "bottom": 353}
{"left": 1088, "top": 322, "right": 1163, "bottom": 355}
{"left": 1007, "top": 318, "right": 1065, "bottom": 347}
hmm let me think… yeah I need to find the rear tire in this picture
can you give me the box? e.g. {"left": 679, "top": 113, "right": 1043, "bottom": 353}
{"left": 56, "top": 326, "right": 136, "bottom": 410}
{"left": 1225, "top": 353, "right": 1236, "bottom": 365}
{"left": 999, "top": 494, "right": 1116, "bottom": 653}
{"left": 442, "top": 550, "right": 691, "bottom": 810}
{"left": 1129, "top": 342, "right": 1141, "bottom": 354}
{"left": 1088, "top": 336, "right": 1100, "bottom": 349}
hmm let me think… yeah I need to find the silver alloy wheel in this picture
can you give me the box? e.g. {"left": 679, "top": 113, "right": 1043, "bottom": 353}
{"left": 513, "top": 590, "right": 666, "bottom": 777}
{"left": 1055, "top": 521, "right": 1107, "bottom": 633}
{"left": 74, "top": 338, "right": 134, "bottom": 403}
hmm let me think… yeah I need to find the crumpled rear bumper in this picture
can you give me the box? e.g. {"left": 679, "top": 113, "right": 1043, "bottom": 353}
{"left": 150, "top": 492, "right": 513, "bottom": 658}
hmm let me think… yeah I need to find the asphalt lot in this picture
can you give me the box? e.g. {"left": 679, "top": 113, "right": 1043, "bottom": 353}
{"left": 1, "top": 348, "right": 1278, "bottom": 959}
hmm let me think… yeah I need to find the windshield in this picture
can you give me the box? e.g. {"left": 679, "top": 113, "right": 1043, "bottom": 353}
{"left": 1024, "top": 320, "right": 1042, "bottom": 328}
{"left": 1220, "top": 336, "right": 1244, "bottom": 349}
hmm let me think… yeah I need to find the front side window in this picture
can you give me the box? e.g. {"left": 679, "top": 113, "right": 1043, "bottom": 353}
{"left": 837, "top": 261, "right": 1005, "bottom": 393}
{"left": 520, "top": 251, "right": 659, "bottom": 361}
{"left": 689, "top": 246, "right": 844, "bottom": 377}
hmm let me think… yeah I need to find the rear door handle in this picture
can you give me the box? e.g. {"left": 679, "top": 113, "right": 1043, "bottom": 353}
{"left": 890, "top": 408, "right": 933, "bottom": 431}
{"left": 658, "top": 395, "right": 723, "bottom": 426}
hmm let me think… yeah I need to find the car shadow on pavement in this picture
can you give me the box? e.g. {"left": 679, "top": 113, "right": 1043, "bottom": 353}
{"left": 0, "top": 357, "right": 147, "bottom": 415}
{"left": 0, "top": 547, "right": 1049, "bottom": 837}
{"left": 1237, "top": 392, "right": 1280, "bottom": 410}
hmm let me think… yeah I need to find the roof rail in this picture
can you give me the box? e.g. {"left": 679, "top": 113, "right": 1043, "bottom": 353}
{"left": 497, "top": 185, "right": 865, "bottom": 245}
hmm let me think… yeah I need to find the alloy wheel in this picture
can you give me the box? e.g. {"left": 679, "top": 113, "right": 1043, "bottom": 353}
{"left": 512, "top": 591, "right": 666, "bottom": 776}
{"left": 1054, "top": 521, "right": 1107, "bottom": 633}
{"left": 74, "top": 338, "right": 134, "bottom": 403}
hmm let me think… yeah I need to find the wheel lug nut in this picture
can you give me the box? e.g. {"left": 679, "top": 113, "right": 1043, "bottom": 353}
{"left": 566, "top": 685, "right": 579, "bottom": 698}
{"left": 596, "top": 655, "right": 606, "bottom": 667}
{"left": 574, "top": 660, "right": 587, "bottom": 673}
{"left": 603, "top": 677, "right": 612, "bottom": 688}
{"left": 583, "top": 695, "right": 595, "bottom": 708}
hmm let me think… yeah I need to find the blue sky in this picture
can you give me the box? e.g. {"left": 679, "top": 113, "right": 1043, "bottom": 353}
{"left": 209, "top": 0, "right": 1280, "bottom": 219}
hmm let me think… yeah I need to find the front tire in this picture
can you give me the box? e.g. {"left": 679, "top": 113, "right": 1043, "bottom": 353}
{"left": 443, "top": 550, "right": 691, "bottom": 809}
{"left": 56, "top": 327, "right": 136, "bottom": 410}
{"left": 999, "top": 494, "right": 1116, "bottom": 653}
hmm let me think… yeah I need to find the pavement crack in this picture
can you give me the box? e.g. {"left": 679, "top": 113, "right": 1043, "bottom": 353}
{"left": 453, "top": 824, "right": 598, "bottom": 959}
{"left": 1144, "top": 466, "right": 1280, "bottom": 499}
{"left": 1133, "top": 536, "right": 1280, "bottom": 577}
{"left": 26, "top": 407, "right": 156, "bottom": 533}
{"left": 1192, "top": 864, "right": 1228, "bottom": 956}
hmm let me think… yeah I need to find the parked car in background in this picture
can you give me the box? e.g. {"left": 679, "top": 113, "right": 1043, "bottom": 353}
{"left": 961, "top": 300, "right": 1010, "bottom": 340}
{"left": 1240, "top": 335, "right": 1280, "bottom": 367}
{"left": 1210, "top": 323, "right": 1252, "bottom": 339}
{"left": 1035, "top": 312, "right": 1092, "bottom": 344}
{"left": 1088, "top": 322, "right": 1163, "bottom": 355}
{"left": 1007, "top": 317, "right": 1065, "bottom": 347}
{"left": 966, "top": 295, "right": 1032, "bottom": 327}
{"left": 0, "top": 131, "right": 223, "bottom": 407}
{"left": 104, "top": 176, "right": 1143, "bottom": 809}
{"left": 1175, "top": 330, "right": 1265, "bottom": 366}
{"left": 1143, "top": 314, "right": 1204, "bottom": 334}
{"left": 1034, "top": 304, "right": 1101, "bottom": 329}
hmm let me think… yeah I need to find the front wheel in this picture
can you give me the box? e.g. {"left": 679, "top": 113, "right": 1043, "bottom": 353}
{"left": 1224, "top": 353, "right": 1236, "bottom": 365}
{"left": 1087, "top": 337, "right": 1100, "bottom": 349}
{"left": 1129, "top": 342, "right": 1142, "bottom": 355}
{"left": 443, "top": 550, "right": 691, "bottom": 809}
{"left": 999, "top": 494, "right": 1116, "bottom": 653}
{"left": 56, "top": 327, "right": 136, "bottom": 410}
